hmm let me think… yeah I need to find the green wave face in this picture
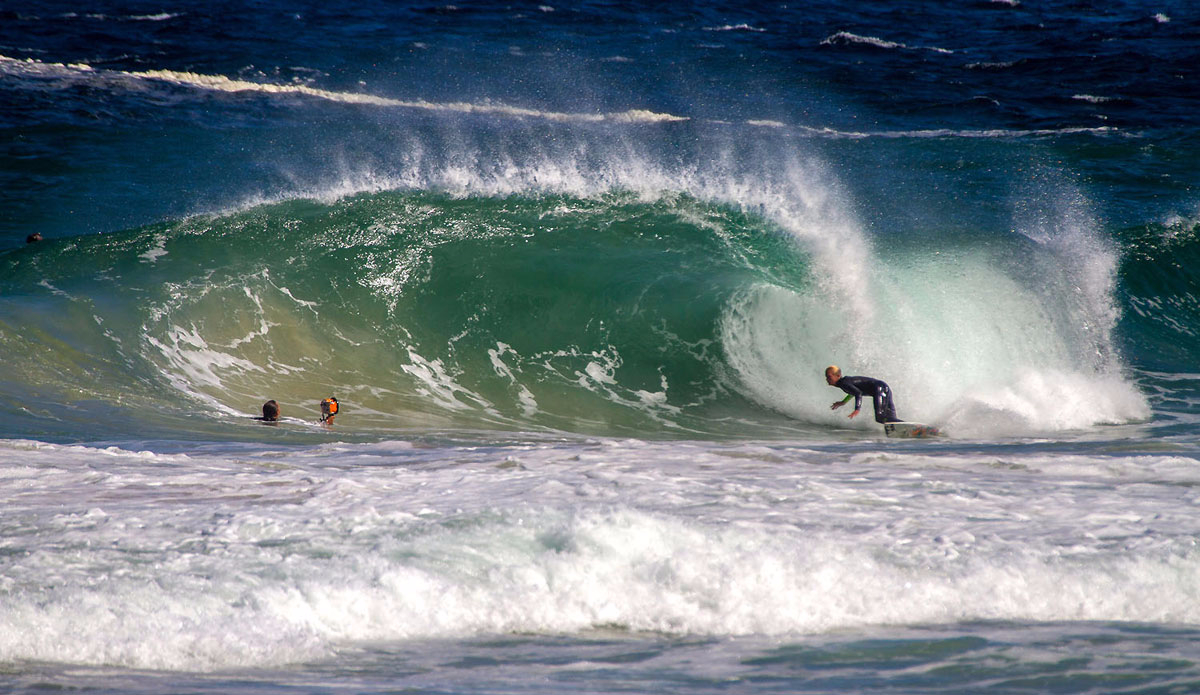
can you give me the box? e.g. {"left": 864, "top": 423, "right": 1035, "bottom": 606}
{"left": 0, "top": 190, "right": 814, "bottom": 439}
{"left": 1118, "top": 218, "right": 1200, "bottom": 373}
{"left": 2, "top": 182, "right": 1162, "bottom": 441}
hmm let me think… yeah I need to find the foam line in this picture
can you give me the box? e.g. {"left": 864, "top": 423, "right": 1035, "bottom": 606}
{"left": 1, "top": 54, "right": 1116, "bottom": 139}
{"left": 794, "top": 124, "right": 1118, "bottom": 139}
{"left": 0, "top": 55, "right": 687, "bottom": 125}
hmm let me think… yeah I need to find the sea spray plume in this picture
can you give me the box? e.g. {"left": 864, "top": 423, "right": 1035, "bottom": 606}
{"left": 932, "top": 175, "right": 1149, "bottom": 435}
{"left": 676, "top": 144, "right": 883, "bottom": 424}
{"left": 256, "top": 130, "right": 875, "bottom": 326}
{"left": 693, "top": 142, "right": 876, "bottom": 326}
{"left": 1012, "top": 181, "right": 1121, "bottom": 373}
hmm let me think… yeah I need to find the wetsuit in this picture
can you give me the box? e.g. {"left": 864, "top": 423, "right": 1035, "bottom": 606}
{"left": 835, "top": 376, "right": 899, "bottom": 424}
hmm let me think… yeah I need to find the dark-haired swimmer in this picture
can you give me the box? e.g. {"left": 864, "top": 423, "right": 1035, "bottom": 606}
{"left": 825, "top": 365, "right": 900, "bottom": 424}
{"left": 255, "top": 399, "right": 280, "bottom": 423}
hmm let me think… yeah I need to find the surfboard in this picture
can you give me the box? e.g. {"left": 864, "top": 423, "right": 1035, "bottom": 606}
{"left": 884, "top": 422, "right": 941, "bottom": 438}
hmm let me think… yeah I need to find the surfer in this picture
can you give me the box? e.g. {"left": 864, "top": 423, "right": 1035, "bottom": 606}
{"left": 825, "top": 366, "right": 900, "bottom": 424}
{"left": 255, "top": 399, "right": 280, "bottom": 422}
{"left": 319, "top": 396, "right": 338, "bottom": 425}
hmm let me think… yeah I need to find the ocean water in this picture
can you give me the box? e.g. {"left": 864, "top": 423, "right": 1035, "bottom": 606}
{"left": 3, "top": 1, "right": 1200, "bottom": 692}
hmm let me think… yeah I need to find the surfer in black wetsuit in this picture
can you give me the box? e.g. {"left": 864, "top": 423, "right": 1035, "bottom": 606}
{"left": 825, "top": 365, "right": 900, "bottom": 424}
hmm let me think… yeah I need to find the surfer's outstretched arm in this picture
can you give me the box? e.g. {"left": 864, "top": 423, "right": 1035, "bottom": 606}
{"left": 826, "top": 365, "right": 864, "bottom": 418}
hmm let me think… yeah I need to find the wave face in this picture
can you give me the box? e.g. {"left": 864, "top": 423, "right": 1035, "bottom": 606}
{"left": 0, "top": 159, "right": 1150, "bottom": 440}
{"left": 1121, "top": 215, "right": 1200, "bottom": 369}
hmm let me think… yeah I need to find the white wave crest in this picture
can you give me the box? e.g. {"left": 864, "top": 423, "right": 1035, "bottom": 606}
{"left": 0, "top": 55, "right": 688, "bottom": 125}
{"left": 820, "top": 31, "right": 954, "bottom": 55}
{"left": 703, "top": 23, "right": 766, "bottom": 32}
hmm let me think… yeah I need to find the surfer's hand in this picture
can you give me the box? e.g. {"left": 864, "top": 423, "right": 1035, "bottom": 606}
{"left": 848, "top": 409, "right": 860, "bottom": 419}
{"left": 830, "top": 401, "right": 844, "bottom": 410}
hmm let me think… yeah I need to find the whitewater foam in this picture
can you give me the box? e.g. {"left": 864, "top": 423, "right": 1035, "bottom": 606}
{"left": 942, "top": 368, "right": 1150, "bottom": 436}
{"left": 3, "top": 437, "right": 1198, "bottom": 670}
{"left": 1013, "top": 179, "right": 1122, "bottom": 373}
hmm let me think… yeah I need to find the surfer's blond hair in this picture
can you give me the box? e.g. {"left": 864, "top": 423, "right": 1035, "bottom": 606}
{"left": 825, "top": 365, "right": 841, "bottom": 379}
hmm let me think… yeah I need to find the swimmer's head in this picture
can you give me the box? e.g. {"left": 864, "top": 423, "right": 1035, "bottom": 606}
{"left": 320, "top": 397, "right": 338, "bottom": 422}
{"left": 262, "top": 399, "right": 280, "bottom": 421}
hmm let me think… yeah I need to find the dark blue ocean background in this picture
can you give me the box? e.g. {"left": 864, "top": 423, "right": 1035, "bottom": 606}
{"left": 5, "top": 1, "right": 1198, "bottom": 244}
{"left": 3, "top": 2, "right": 1200, "bottom": 693}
